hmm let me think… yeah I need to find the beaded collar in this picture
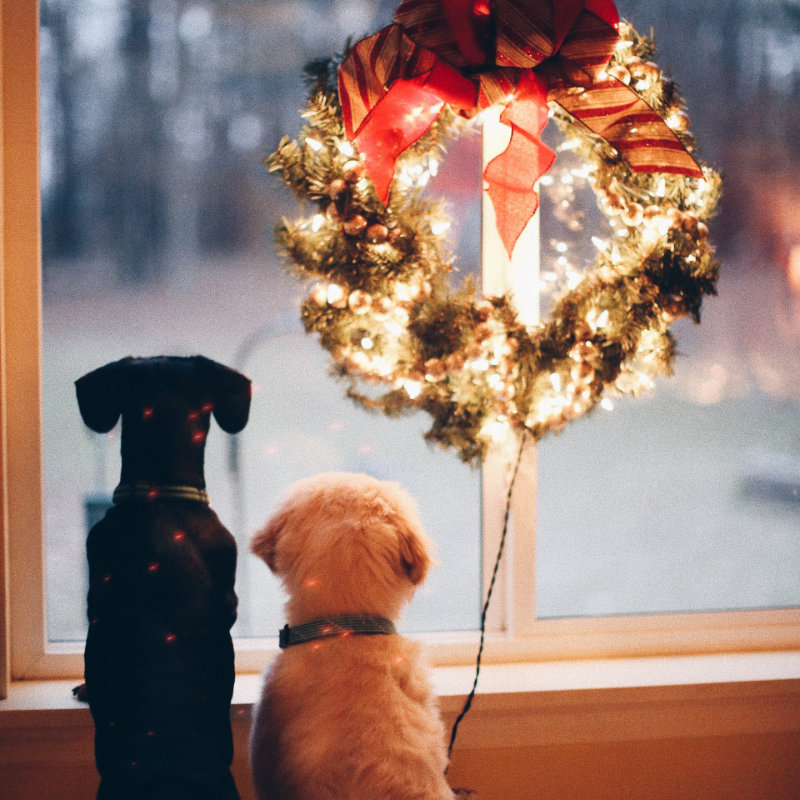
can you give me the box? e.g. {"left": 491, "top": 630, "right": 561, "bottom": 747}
{"left": 113, "top": 482, "right": 210, "bottom": 505}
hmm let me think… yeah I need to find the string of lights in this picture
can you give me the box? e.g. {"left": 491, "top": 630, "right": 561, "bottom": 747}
{"left": 267, "top": 20, "right": 721, "bottom": 464}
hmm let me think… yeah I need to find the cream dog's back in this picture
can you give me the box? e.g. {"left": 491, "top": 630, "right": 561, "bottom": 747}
{"left": 251, "top": 636, "right": 452, "bottom": 799}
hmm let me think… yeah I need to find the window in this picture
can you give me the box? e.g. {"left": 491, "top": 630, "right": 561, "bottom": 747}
{"left": 37, "top": 0, "right": 482, "bottom": 652}
{"left": 535, "top": 0, "right": 800, "bottom": 619}
{"left": 4, "top": 0, "right": 800, "bottom": 684}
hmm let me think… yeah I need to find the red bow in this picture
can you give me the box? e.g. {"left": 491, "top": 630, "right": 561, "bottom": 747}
{"left": 338, "top": 0, "right": 703, "bottom": 257}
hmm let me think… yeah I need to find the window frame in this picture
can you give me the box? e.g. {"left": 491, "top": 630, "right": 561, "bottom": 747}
{"left": 3, "top": 0, "right": 800, "bottom": 688}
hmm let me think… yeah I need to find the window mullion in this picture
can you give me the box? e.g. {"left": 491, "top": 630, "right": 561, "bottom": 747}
{"left": 480, "top": 107, "right": 540, "bottom": 637}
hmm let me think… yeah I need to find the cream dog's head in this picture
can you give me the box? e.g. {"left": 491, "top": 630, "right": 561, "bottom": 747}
{"left": 251, "top": 472, "right": 435, "bottom": 623}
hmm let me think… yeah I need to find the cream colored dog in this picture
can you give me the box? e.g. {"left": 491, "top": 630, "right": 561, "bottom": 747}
{"left": 249, "top": 472, "right": 453, "bottom": 800}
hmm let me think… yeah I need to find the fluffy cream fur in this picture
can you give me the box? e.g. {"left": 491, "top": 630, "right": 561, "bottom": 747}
{"left": 249, "top": 472, "right": 453, "bottom": 800}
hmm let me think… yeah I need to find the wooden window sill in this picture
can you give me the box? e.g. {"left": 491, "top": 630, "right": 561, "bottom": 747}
{"left": 2, "top": 651, "right": 798, "bottom": 753}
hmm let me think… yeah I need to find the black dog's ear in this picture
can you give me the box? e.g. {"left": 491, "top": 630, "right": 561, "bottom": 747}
{"left": 75, "top": 358, "right": 130, "bottom": 433}
{"left": 202, "top": 358, "right": 251, "bottom": 434}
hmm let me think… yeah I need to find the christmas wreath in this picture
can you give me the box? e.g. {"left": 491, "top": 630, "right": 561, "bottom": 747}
{"left": 267, "top": 0, "right": 721, "bottom": 464}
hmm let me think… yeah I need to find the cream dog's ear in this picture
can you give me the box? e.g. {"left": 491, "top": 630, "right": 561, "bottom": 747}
{"left": 250, "top": 509, "right": 287, "bottom": 574}
{"left": 396, "top": 523, "right": 432, "bottom": 586}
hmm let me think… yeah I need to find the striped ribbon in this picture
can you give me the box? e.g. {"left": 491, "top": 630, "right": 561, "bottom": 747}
{"left": 337, "top": 0, "right": 702, "bottom": 257}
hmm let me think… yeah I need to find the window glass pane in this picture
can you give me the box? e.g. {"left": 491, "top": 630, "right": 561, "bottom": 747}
{"left": 536, "top": 0, "right": 800, "bottom": 617}
{"left": 40, "top": 0, "right": 481, "bottom": 642}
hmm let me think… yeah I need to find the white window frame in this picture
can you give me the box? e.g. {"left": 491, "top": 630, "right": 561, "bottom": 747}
{"left": 3, "top": 0, "right": 800, "bottom": 689}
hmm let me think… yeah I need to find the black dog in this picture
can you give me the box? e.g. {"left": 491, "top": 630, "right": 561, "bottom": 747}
{"left": 76, "top": 355, "right": 251, "bottom": 800}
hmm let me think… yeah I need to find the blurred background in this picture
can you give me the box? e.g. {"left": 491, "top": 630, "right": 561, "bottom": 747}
{"left": 39, "top": 0, "right": 800, "bottom": 640}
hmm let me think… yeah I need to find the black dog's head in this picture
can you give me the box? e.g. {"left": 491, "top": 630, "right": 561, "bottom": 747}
{"left": 76, "top": 356, "right": 251, "bottom": 488}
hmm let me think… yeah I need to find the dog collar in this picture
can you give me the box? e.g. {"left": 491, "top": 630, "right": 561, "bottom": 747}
{"left": 113, "top": 482, "right": 210, "bottom": 505}
{"left": 278, "top": 615, "right": 397, "bottom": 648}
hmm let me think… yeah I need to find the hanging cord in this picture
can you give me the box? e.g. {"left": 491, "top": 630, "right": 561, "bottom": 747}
{"left": 447, "top": 431, "right": 529, "bottom": 765}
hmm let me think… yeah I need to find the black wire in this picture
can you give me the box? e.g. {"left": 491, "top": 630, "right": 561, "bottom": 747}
{"left": 446, "top": 431, "right": 529, "bottom": 765}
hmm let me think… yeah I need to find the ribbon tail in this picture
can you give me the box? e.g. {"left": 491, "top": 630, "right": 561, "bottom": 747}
{"left": 552, "top": 6, "right": 703, "bottom": 178}
{"left": 353, "top": 80, "right": 445, "bottom": 203}
{"left": 552, "top": 79, "right": 703, "bottom": 178}
{"left": 483, "top": 72, "right": 555, "bottom": 259}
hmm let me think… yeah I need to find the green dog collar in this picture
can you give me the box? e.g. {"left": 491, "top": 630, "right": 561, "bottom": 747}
{"left": 279, "top": 614, "right": 397, "bottom": 648}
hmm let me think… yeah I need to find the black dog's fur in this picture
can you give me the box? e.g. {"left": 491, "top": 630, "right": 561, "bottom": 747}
{"left": 76, "top": 355, "right": 250, "bottom": 800}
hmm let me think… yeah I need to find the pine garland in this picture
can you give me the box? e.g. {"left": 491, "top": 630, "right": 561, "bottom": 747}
{"left": 266, "top": 22, "right": 721, "bottom": 464}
